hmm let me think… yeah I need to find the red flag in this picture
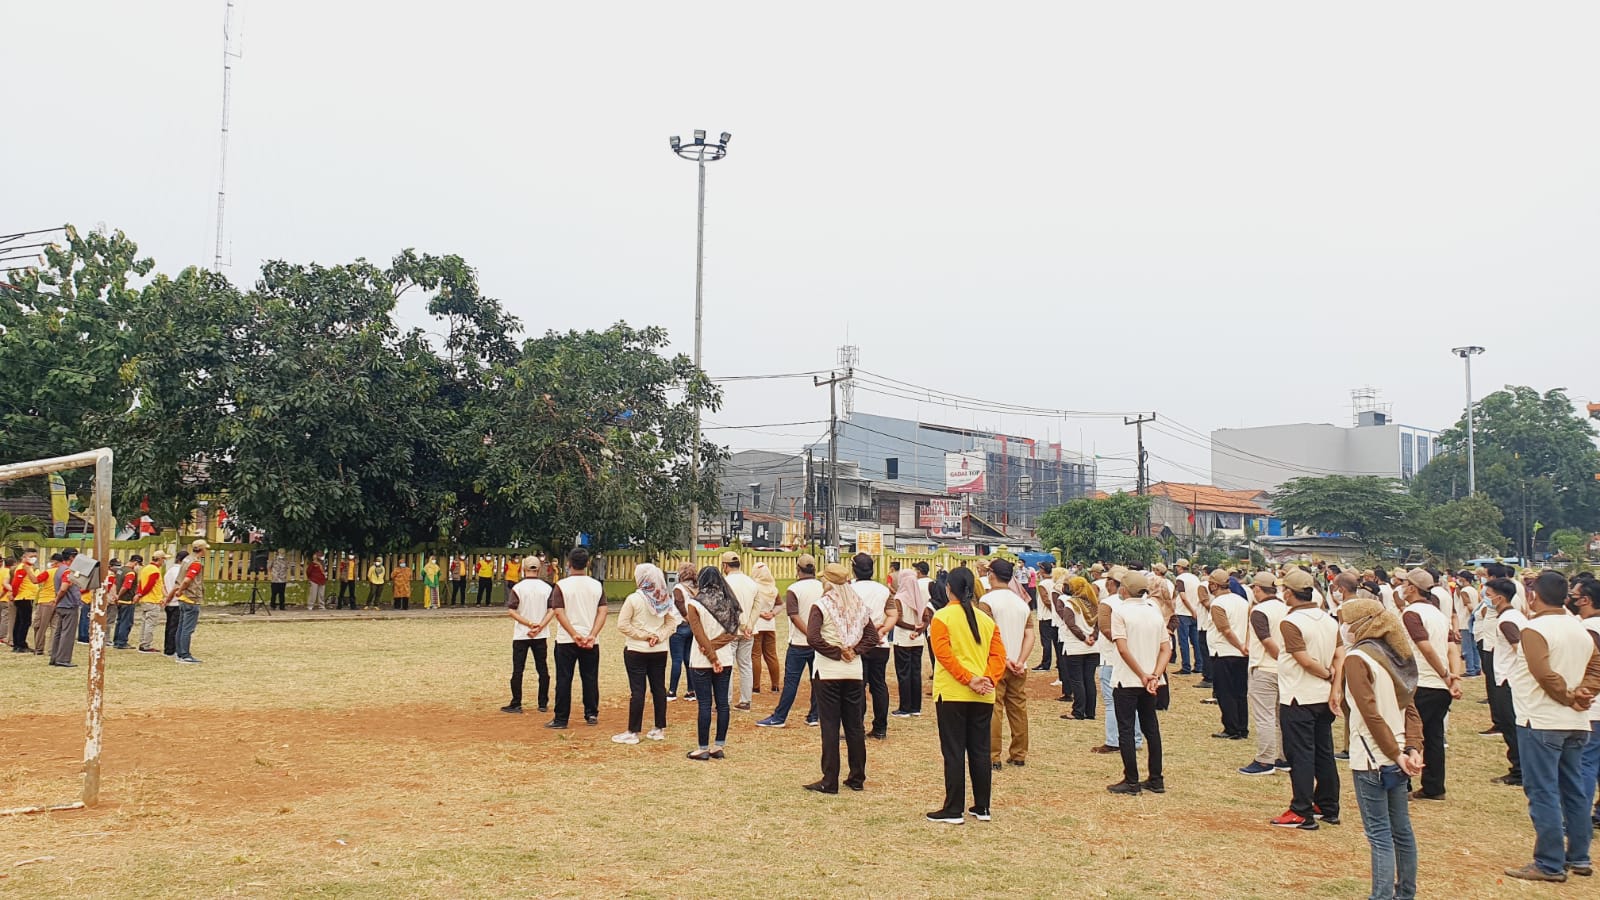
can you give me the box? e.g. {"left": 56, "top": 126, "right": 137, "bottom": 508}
{"left": 1187, "top": 508, "right": 1196, "bottom": 525}
{"left": 216, "top": 507, "right": 228, "bottom": 524}
{"left": 140, "top": 494, "right": 150, "bottom": 512}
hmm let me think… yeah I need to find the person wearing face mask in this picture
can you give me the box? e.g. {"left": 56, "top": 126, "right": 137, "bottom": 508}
{"left": 1400, "top": 568, "right": 1462, "bottom": 802}
{"left": 1483, "top": 577, "right": 1527, "bottom": 787}
{"left": 1570, "top": 578, "right": 1600, "bottom": 834}
{"left": 1270, "top": 568, "right": 1343, "bottom": 829}
{"left": 1338, "top": 598, "right": 1424, "bottom": 900}
{"left": 9, "top": 549, "right": 41, "bottom": 652}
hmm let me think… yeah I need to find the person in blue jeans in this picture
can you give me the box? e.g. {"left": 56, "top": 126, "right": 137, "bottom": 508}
{"left": 1573, "top": 580, "right": 1600, "bottom": 829}
{"left": 758, "top": 554, "right": 822, "bottom": 728}
{"left": 1339, "top": 599, "right": 1424, "bottom": 900}
{"left": 1503, "top": 571, "right": 1598, "bottom": 884}
{"left": 668, "top": 563, "right": 699, "bottom": 701}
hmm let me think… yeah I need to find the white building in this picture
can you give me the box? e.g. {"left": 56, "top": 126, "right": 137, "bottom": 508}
{"left": 1211, "top": 410, "right": 1441, "bottom": 494}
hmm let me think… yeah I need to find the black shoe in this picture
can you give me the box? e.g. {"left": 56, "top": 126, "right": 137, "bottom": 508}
{"left": 500, "top": 705, "right": 523, "bottom": 714}
{"left": 803, "top": 780, "right": 838, "bottom": 794}
{"left": 1197, "top": 681, "right": 1213, "bottom": 689}
{"left": 1106, "top": 780, "right": 1142, "bottom": 796}
{"left": 926, "top": 809, "right": 964, "bottom": 824}
{"left": 1178, "top": 669, "right": 1193, "bottom": 675}
{"left": 868, "top": 731, "right": 887, "bottom": 740}
{"left": 709, "top": 749, "right": 726, "bottom": 760}
{"left": 967, "top": 806, "right": 992, "bottom": 821}
{"left": 1334, "top": 751, "right": 1350, "bottom": 761}
{"left": 544, "top": 720, "right": 568, "bottom": 729}
{"left": 686, "top": 749, "right": 711, "bottom": 761}
{"left": 991, "top": 762, "right": 1003, "bottom": 771}
{"left": 52, "top": 662, "right": 78, "bottom": 668}
{"left": 1007, "top": 759, "right": 1026, "bottom": 768}
{"left": 1140, "top": 778, "right": 1166, "bottom": 794}
{"left": 537, "top": 706, "right": 549, "bottom": 713}
{"left": 584, "top": 715, "right": 599, "bottom": 726}
{"left": 844, "top": 780, "right": 864, "bottom": 792}
{"left": 1318, "top": 814, "right": 1340, "bottom": 825}
{"left": 1211, "top": 732, "right": 1236, "bottom": 740}
{"left": 1492, "top": 774, "right": 1523, "bottom": 786}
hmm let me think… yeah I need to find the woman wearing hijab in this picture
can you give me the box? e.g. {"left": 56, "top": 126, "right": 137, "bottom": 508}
{"left": 614, "top": 563, "right": 682, "bottom": 745}
{"left": 926, "top": 566, "right": 1007, "bottom": 824}
{"left": 683, "top": 566, "right": 740, "bottom": 760}
{"left": 805, "top": 563, "right": 883, "bottom": 793}
{"left": 668, "top": 562, "right": 698, "bottom": 702}
{"left": 1056, "top": 576, "right": 1102, "bottom": 722}
{"left": 750, "top": 562, "right": 783, "bottom": 695}
{"left": 892, "top": 568, "right": 931, "bottom": 717}
{"left": 1338, "top": 598, "right": 1424, "bottom": 900}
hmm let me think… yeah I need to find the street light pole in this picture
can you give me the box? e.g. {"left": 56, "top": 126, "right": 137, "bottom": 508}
{"left": 1451, "top": 346, "right": 1485, "bottom": 495}
{"left": 670, "top": 130, "right": 732, "bottom": 554}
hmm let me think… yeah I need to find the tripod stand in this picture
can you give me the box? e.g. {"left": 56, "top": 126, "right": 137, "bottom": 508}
{"left": 247, "top": 580, "right": 272, "bottom": 616}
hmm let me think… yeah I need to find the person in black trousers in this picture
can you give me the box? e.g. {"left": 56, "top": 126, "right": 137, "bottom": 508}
{"left": 449, "top": 556, "right": 468, "bottom": 607}
{"left": 163, "top": 550, "right": 188, "bottom": 655}
{"left": 1057, "top": 576, "right": 1100, "bottom": 720}
{"left": 1034, "top": 561, "right": 1057, "bottom": 672}
{"left": 926, "top": 567, "right": 1002, "bottom": 823}
{"left": 848, "top": 554, "right": 894, "bottom": 740}
{"left": 890, "top": 569, "right": 930, "bottom": 717}
{"left": 1481, "top": 575, "right": 1522, "bottom": 785}
{"left": 805, "top": 562, "right": 882, "bottom": 794}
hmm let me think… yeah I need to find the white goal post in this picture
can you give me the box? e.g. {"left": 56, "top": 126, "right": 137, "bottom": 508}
{"left": 0, "top": 448, "right": 113, "bottom": 815}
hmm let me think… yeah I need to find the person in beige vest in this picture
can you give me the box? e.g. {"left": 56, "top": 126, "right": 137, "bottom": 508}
{"left": 980, "top": 559, "right": 1035, "bottom": 769}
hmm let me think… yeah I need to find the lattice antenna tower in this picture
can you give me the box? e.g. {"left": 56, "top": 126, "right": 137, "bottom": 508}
{"left": 837, "top": 344, "right": 859, "bottom": 417}
{"left": 213, "top": 0, "right": 243, "bottom": 270}
{"left": 1351, "top": 386, "right": 1392, "bottom": 426}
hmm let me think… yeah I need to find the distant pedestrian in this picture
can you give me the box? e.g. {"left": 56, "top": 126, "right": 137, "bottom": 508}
{"left": 163, "top": 550, "right": 187, "bottom": 655}
{"left": 1107, "top": 570, "right": 1170, "bottom": 796}
{"left": 720, "top": 552, "right": 760, "bottom": 711}
{"left": 338, "top": 554, "right": 359, "bottom": 609}
{"left": 111, "top": 556, "right": 141, "bottom": 649}
{"left": 849, "top": 552, "right": 897, "bottom": 740}
{"left": 135, "top": 551, "right": 165, "bottom": 652}
{"left": 366, "top": 558, "right": 387, "bottom": 609}
{"left": 756, "top": 555, "right": 821, "bottom": 728}
{"left": 9, "top": 548, "right": 42, "bottom": 652}
{"left": 750, "top": 562, "right": 782, "bottom": 695}
{"left": 475, "top": 557, "right": 495, "bottom": 605}
{"left": 307, "top": 552, "right": 328, "bottom": 610}
{"left": 1054, "top": 576, "right": 1100, "bottom": 722}
{"left": 422, "top": 556, "right": 442, "bottom": 610}
{"left": 168, "top": 540, "right": 209, "bottom": 664}
{"left": 1399, "top": 568, "right": 1461, "bottom": 802}
{"left": 48, "top": 550, "right": 84, "bottom": 667}
{"left": 504, "top": 554, "right": 552, "bottom": 715}
{"left": 614, "top": 563, "right": 680, "bottom": 745}
{"left": 391, "top": 558, "right": 413, "bottom": 610}
{"left": 268, "top": 550, "right": 289, "bottom": 610}
{"left": 449, "top": 556, "right": 467, "bottom": 607}
{"left": 1270, "top": 568, "right": 1343, "bottom": 830}
{"left": 668, "top": 561, "right": 698, "bottom": 702}
{"left": 892, "top": 568, "right": 931, "bottom": 718}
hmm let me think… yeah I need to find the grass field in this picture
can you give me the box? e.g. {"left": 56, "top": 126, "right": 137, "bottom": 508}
{"left": 0, "top": 610, "right": 1575, "bottom": 898}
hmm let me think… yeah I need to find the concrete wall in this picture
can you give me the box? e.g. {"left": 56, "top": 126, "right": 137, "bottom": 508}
{"left": 1211, "top": 422, "right": 1438, "bottom": 493}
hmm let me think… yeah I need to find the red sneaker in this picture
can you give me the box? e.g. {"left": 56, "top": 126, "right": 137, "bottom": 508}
{"left": 1270, "top": 810, "right": 1316, "bottom": 830}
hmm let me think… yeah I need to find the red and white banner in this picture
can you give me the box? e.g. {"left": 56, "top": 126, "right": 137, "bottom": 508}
{"left": 945, "top": 452, "right": 985, "bottom": 495}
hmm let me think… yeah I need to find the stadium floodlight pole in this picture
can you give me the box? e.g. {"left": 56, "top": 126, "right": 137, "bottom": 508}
{"left": 669, "top": 129, "right": 731, "bottom": 554}
{"left": 1451, "top": 346, "right": 1485, "bottom": 495}
{"left": 0, "top": 447, "right": 113, "bottom": 814}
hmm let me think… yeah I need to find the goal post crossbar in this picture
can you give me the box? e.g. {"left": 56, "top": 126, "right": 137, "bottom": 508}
{"left": 0, "top": 447, "right": 113, "bottom": 814}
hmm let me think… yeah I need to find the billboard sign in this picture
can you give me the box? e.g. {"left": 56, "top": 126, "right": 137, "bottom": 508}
{"left": 945, "top": 452, "right": 986, "bottom": 495}
{"left": 918, "top": 499, "right": 964, "bottom": 536}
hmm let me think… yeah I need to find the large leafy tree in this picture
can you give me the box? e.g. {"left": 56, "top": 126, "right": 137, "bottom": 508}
{"left": 1271, "top": 475, "right": 1419, "bottom": 555}
{"left": 1037, "top": 493, "right": 1159, "bottom": 565}
{"left": 473, "top": 323, "right": 722, "bottom": 554}
{"left": 1410, "top": 495, "right": 1506, "bottom": 566}
{"left": 1413, "top": 386, "right": 1600, "bottom": 548}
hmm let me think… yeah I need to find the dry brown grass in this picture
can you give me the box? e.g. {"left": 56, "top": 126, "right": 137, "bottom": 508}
{"left": 0, "top": 613, "right": 1572, "bottom": 898}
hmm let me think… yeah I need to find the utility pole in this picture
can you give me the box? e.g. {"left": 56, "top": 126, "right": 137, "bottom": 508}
{"left": 815, "top": 370, "right": 849, "bottom": 548}
{"left": 804, "top": 448, "right": 816, "bottom": 549}
{"left": 1125, "top": 413, "right": 1156, "bottom": 538}
{"left": 1451, "top": 346, "right": 1485, "bottom": 495}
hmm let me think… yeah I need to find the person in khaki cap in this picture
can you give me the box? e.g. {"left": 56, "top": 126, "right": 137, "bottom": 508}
{"left": 1239, "top": 570, "right": 1290, "bottom": 776}
{"left": 1269, "top": 567, "right": 1343, "bottom": 829}
{"left": 1399, "top": 567, "right": 1461, "bottom": 801}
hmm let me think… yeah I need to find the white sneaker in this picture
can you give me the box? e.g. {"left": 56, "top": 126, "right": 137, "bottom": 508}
{"left": 646, "top": 729, "right": 665, "bottom": 741}
{"left": 611, "top": 732, "right": 640, "bottom": 745}
{"left": 1050, "top": 679, "right": 1062, "bottom": 687}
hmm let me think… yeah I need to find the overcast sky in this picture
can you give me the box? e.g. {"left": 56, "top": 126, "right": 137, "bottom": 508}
{"left": 5, "top": 2, "right": 1596, "bottom": 492}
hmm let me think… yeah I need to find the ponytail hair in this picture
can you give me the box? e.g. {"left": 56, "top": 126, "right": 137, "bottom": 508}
{"left": 946, "top": 567, "right": 982, "bottom": 642}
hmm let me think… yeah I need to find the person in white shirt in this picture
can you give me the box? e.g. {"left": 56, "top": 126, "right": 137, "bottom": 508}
{"left": 1570, "top": 578, "right": 1600, "bottom": 836}
{"left": 1034, "top": 561, "right": 1058, "bottom": 674}
{"left": 1054, "top": 575, "right": 1101, "bottom": 722}
{"left": 720, "top": 552, "right": 761, "bottom": 711}
{"left": 1482, "top": 576, "right": 1527, "bottom": 786}
{"left": 537, "top": 548, "right": 608, "bottom": 729}
{"left": 1208, "top": 568, "right": 1251, "bottom": 741}
{"left": 849, "top": 553, "right": 898, "bottom": 739}
{"left": 1173, "top": 559, "right": 1203, "bottom": 676}
{"left": 683, "top": 566, "right": 739, "bottom": 760}
{"left": 892, "top": 566, "right": 931, "bottom": 718}
{"left": 1399, "top": 568, "right": 1462, "bottom": 801}
{"left": 1107, "top": 570, "right": 1170, "bottom": 796}
{"left": 1092, "top": 566, "right": 1141, "bottom": 754}
{"left": 1270, "top": 568, "right": 1343, "bottom": 830}
{"left": 503, "top": 554, "right": 551, "bottom": 715}
{"left": 1501, "top": 571, "right": 1600, "bottom": 883}
{"left": 980, "top": 559, "right": 1035, "bottom": 770}
{"left": 750, "top": 562, "right": 783, "bottom": 696}
{"left": 1239, "top": 571, "right": 1289, "bottom": 776}
{"left": 613, "top": 563, "right": 682, "bottom": 744}
{"left": 1454, "top": 570, "right": 1483, "bottom": 678}
{"left": 757, "top": 555, "right": 823, "bottom": 728}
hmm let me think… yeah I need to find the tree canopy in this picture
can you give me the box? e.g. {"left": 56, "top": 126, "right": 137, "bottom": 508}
{"left": 1037, "top": 493, "right": 1159, "bottom": 565}
{"left": 0, "top": 226, "right": 720, "bottom": 553}
{"left": 1412, "top": 385, "right": 1600, "bottom": 550}
{"left": 1271, "top": 475, "right": 1418, "bottom": 555}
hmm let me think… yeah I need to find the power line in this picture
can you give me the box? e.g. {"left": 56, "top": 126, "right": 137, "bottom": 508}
{"left": 852, "top": 368, "right": 1134, "bottom": 419}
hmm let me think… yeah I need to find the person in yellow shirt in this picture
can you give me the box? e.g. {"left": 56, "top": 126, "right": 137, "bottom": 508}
{"left": 0, "top": 556, "right": 13, "bottom": 648}
{"left": 10, "top": 549, "right": 41, "bottom": 653}
{"left": 337, "top": 555, "right": 360, "bottom": 610}
{"left": 926, "top": 566, "right": 1006, "bottom": 824}
{"left": 504, "top": 556, "right": 522, "bottom": 600}
{"left": 422, "top": 556, "right": 442, "bottom": 609}
{"left": 476, "top": 557, "right": 495, "bottom": 606}
{"left": 366, "top": 558, "right": 387, "bottom": 610}
{"left": 135, "top": 550, "right": 166, "bottom": 652}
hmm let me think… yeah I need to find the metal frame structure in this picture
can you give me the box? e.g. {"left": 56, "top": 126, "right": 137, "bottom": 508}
{"left": 0, "top": 448, "right": 114, "bottom": 815}
{"left": 668, "top": 129, "right": 732, "bottom": 550}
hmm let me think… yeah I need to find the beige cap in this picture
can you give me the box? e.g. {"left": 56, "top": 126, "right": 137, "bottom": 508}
{"left": 1175, "top": 558, "right": 1190, "bottom": 568}
{"left": 1208, "top": 568, "right": 1230, "bottom": 586}
{"left": 1107, "top": 565, "right": 1129, "bottom": 583}
{"left": 1406, "top": 568, "right": 1435, "bottom": 591}
{"left": 719, "top": 551, "right": 740, "bottom": 566}
{"left": 190, "top": 539, "right": 210, "bottom": 553}
{"left": 1122, "top": 570, "right": 1149, "bottom": 593}
{"left": 1252, "top": 571, "right": 1277, "bottom": 589}
{"left": 152, "top": 549, "right": 168, "bottom": 561}
{"left": 521, "top": 555, "right": 541, "bottom": 572}
{"left": 796, "top": 553, "right": 817, "bottom": 571}
{"left": 1089, "top": 563, "right": 1105, "bottom": 575}
{"left": 1152, "top": 562, "right": 1168, "bottom": 575}
{"left": 1282, "top": 569, "right": 1315, "bottom": 592}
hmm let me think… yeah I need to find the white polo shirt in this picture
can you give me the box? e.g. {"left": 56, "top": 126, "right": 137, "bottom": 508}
{"left": 1208, "top": 592, "right": 1249, "bottom": 659}
{"left": 553, "top": 574, "right": 604, "bottom": 645}
{"left": 787, "top": 579, "right": 825, "bottom": 648}
{"left": 1175, "top": 572, "right": 1200, "bottom": 618}
{"left": 983, "top": 586, "right": 1033, "bottom": 667}
{"left": 1110, "top": 596, "right": 1169, "bottom": 689}
{"left": 510, "top": 577, "right": 552, "bottom": 641}
{"left": 854, "top": 579, "right": 893, "bottom": 651}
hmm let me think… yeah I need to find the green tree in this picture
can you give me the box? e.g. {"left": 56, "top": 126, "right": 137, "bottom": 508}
{"left": 1549, "top": 528, "right": 1593, "bottom": 574}
{"left": 1411, "top": 495, "right": 1506, "bottom": 566}
{"left": 0, "top": 511, "right": 45, "bottom": 553}
{"left": 1037, "top": 493, "right": 1159, "bottom": 565}
{"left": 1414, "top": 386, "right": 1600, "bottom": 548}
{"left": 1272, "top": 475, "right": 1419, "bottom": 555}
{"left": 472, "top": 323, "right": 722, "bottom": 554}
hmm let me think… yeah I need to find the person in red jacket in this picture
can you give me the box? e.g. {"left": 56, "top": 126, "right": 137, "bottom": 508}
{"left": 306, "top": 552, "right": 329, "bottom": 610}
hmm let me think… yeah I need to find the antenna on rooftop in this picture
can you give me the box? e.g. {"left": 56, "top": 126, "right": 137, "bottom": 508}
{"left": 837, "top": 344, "right": 858, "bottom": 417}
{"left": 213, "top": 0, "right": 243, "bottom": 270}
